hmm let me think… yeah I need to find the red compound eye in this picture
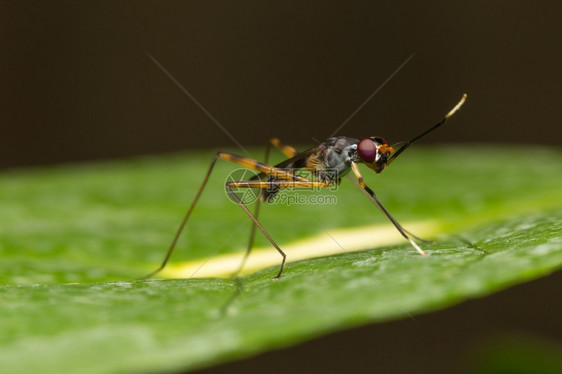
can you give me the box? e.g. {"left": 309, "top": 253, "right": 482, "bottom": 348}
{"left": 357, "top": 138, "right": 377, "bottom": 163}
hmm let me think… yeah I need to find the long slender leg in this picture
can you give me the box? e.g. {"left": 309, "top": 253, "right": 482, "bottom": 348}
{"left": 237, "top": 143, "right": 273, "bottom": 277}
{"left": 220, "top": 152, "right": 311, "bottom": 182}
{"left": 235, "top": 138, "right": 300, "bottom": 277}
{"left": 227, "top": 184, "right": 286, "bottom": 279}
{"left": 226, "top": 179, "right": 330, "bottom": 279}
{"left": 345, "top": 174, "right": 433, "bottom": 244}
{"left": 270, "top": 138, "right": 299, "bottom": 158}
{"left": 139, "top": 151, "right": 313, "bottom": 280}
{"left": 350, "top": 161, "right": 428, "bottom": 255}
{"left": 138, "top": 155, "right": 220, "bottom": 280}
{"left": 387, "top": 93, "right": 466, "bottom": 164}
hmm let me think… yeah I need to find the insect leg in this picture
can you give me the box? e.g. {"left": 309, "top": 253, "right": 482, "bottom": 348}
{"left": 270, "top": 138, "right": 299, "bottom": 158}
{"left": 227, "top": 179, "right": 328, "bottom": 279}
{"left": 238, "top": 139, "right": 300, "bottom": 277}
{"left": 350, "top": 162, "right": 427, "bottom": 255}
{"left": 139, "top": 152, "right": 307, "bottom": 280}
{"left": 138, "top": 155, "right": 220, "bottom": 280}
{"left": 387, "top": 93, "right": 467, "bottom": 165}
{"left": 345, "top": 174, "right": 433, "bottom": 244}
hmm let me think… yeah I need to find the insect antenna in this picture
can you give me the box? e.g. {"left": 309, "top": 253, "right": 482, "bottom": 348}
{"left": 388, "top": 93, "right": 467, "bottom": 164}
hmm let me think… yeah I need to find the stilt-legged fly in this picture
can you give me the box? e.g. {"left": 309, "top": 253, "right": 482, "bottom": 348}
{"left": 141, "top": 94, "right": 467, "bottom": 280}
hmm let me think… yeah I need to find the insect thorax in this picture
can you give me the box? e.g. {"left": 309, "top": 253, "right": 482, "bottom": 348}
{"left": 318, "top": 137, "right": 359, "bottom": 181}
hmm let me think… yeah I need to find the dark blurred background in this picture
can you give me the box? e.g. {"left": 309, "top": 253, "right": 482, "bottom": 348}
{"left": 1, "top": 1, "right": 560, "bottom": 170}
{"left": 1, "top": 1, "right": 560, "bottom": 373}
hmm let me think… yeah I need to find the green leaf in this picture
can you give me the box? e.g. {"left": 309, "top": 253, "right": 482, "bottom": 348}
{"left": 0, "top": 146, "right": 561, "bottom": 373}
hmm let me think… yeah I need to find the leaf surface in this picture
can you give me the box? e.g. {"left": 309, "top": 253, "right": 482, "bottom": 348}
{"left": 0, "top": 146, "right": 560, "bottom": 373}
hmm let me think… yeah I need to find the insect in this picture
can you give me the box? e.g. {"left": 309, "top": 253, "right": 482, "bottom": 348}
{"left": 141, "top": 93, "right": 467, "bottom": 280}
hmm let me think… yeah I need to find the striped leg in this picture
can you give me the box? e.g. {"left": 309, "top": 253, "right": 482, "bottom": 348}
{"left": 270, "top": 137, "right": 299, "bottom": 158}
{"left": 139, "top": 150, "right": 312, "bottom": 280}
{"left": 345, "top": 174, "right": 433, "bottom": 244}
{"left": 239, "top": 138, "right": 300, "bottom": 278}
{"left": 350, "top": 161, "right": 428, "bottom": 256}
{"left": 226, "top": 179, "right": 331, "bottom": 279}
{"left": 387, "top": 94, "right": 466, "bottom": 165}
